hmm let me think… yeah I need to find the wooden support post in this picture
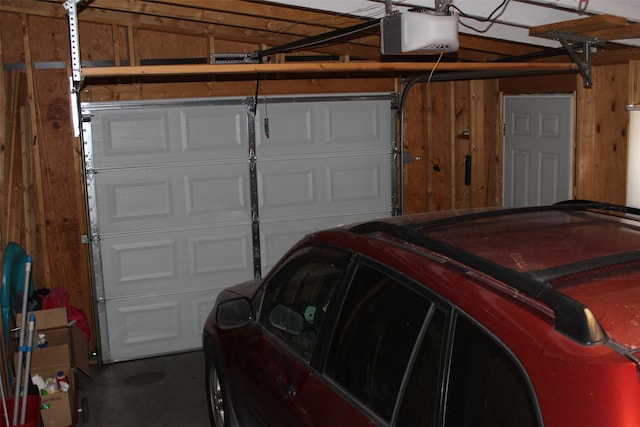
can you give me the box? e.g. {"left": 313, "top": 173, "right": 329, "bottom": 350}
{"left": 21, "top": 13, "right": 52, "bottom": 283}
{"left": 208, "top": 35, "right": 215, "bottom": 63}
{"left": 19, "top": 105, "right": 34, "bottom": 251}
{"left": 631, "top": 60, "right": 640, "bottom": 105}
{"left": 112, "top": 24, "right": 121, "bottom": 67}
{"left": 128, "top": 25, "right": 138, "bottom": 66}
{"left": 453, "top": 80, "right": 471, "bottom": 209}
{"left": 0, "top": 34, "right": 10, "bottom": 395}
{"left": 0, "top": 35, "right": 7, "bottom": 249}
{"left": 4, "top": 73, "right": 23, "bottom": 247}
{"left": 469, "top": 79, "right": 486, "bottom": 208}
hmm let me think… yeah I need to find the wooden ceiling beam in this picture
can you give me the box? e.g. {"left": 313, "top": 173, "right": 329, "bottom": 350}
{"left": 81, "top": 61, "right": 577, "bottom": 78}
{"left": 458, "top": 34, "right": 542, "bottom": 57}
{"left": 77, "top": 7, "right": 382, "bottom": 59}
{"left": 150, "top": 0, "right": 364, "bottom": 27}
{"left": 0, "top": 0, "right": 66, "bottom": 18}
{"left": 89, "top": 0, "right": 381, "bottom": 47}
{"left": 587, "top": 23, "right": 640, "bottom": 41}
{"left": 529, "top": 14, "right": 627, "bottom": 39}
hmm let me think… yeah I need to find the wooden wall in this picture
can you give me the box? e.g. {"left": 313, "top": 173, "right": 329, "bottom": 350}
{"left": 1, "top": 8, "right": 639, "bottom": 356}
{"left": 402, "top": 79, "right": 501, "bottom": 213}
{"left": 1, "top": 12, "right": 92, "bottom": 348}
{"left": 576, "top": 63, "right": 632, "bottom": 204}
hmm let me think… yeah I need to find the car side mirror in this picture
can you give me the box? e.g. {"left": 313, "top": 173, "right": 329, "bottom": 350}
{"left": 217, "top": 298, "right": 253, "bottom": 330}
{"left": 269, "top": 305, "right": 304, "bottom": 335}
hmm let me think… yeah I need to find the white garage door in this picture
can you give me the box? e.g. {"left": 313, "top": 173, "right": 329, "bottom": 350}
{"left": 82, "top": 94, "right": 396, "bottom": 362}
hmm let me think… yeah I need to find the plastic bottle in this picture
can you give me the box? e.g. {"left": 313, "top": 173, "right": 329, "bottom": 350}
{"left": 44, "top": 378, "right": 59, "bottom": 393}
{"left": 31, "top": 374, "right": 46, "bottom": 393}
{"left": 56, "top": 371, "right": 70, "bottom": 393}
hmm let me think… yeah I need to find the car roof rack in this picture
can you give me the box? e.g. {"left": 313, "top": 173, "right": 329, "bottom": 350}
{"left": 407, "top": 200, "right": 640, "bottom": 232}
{"left": 347, "top": 202, "right": 629, "bottom": 346}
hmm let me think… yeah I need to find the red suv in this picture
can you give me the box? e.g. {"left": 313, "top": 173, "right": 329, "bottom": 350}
{"left": 203, "top": 201, "right": 640, "bottom": 426}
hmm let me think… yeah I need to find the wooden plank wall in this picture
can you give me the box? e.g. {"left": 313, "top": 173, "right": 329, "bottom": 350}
{"left": 1, "top": 12, "right": 93, "bottom": 351}
{"left": 576, "top": 64, "right": 630, "bottom": 204}
{"left": 402, "top": 78, "right": 501, "bottom": 213}
{"left": 1, "top": 6, "right": 639, "bottom": 359}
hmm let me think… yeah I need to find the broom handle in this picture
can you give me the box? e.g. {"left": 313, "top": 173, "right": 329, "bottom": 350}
{"left": 19, "top": 315, "right": 35, "bottom": 425}
{"left": 12, "top": 256, "right": 32, "bottom": 426}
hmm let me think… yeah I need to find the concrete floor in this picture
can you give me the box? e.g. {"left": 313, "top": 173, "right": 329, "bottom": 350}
{"left": 78, "top": 350, "right": 209, "bottom": 427}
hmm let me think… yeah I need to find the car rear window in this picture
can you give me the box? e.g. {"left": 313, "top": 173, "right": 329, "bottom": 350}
{"left": 325, "top": 263, "right": 431, "bottom": 422}
{"left": 445, "top": 315, "right": 540, "bottom": 427}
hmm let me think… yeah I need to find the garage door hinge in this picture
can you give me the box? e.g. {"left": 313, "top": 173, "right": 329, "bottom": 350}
{"left": 81, "top": 234, "right": 100, "bottom": 244}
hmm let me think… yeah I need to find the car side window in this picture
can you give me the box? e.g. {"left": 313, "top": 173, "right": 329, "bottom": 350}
{"left": 325, "top": 263, "right": 431, "bottom": 422}
{"left": 396, "top": 307, "right": 446, "bottom": 427}
{"left": 259, "top": 246, "right": 351, "bottom": 361}
{"left": 445, "top": 315, "right": 539, "bottom": 427}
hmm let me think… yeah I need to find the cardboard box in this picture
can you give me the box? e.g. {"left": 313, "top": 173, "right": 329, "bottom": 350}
{"left": 16, "top": 307, "right": 89, "bottom": 375}
{"left": 14, "top": 307, "right": 89, "bottom": 427}
{"left": 31, "top": 345, "right": 74, "bottom": 427}
{"left": 12, "top": 345, "right": 74, "bottom": 427}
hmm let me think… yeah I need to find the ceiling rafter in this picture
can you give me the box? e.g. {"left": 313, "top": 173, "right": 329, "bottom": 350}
{"left": 85, "top": 0, "right": 383, "bottom": 60}
{"left": 88, "top": 0, "right": 381, "bottom": 47}
{"left": 5, "top": 0, "right": 639, "bottom": 81}
{"left": 152, "top": 0, "right": 365, "bottom": 28}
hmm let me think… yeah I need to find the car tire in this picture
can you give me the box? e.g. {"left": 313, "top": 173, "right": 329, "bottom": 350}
{"left": 206, "top": 352, "right": 230, "bottom": 427}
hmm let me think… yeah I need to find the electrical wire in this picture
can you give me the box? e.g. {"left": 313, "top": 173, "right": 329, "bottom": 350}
{"left": 451, "top": 0, "right": 510, "bottom": 22}
{"left": 427, "top": 52, "right": 444, "bottom": 82}
{"left": 451, "top": 0, "right": 512, "bottom": 33}
{"left": 578, "top": 0, "right": 589, "bottom": 12}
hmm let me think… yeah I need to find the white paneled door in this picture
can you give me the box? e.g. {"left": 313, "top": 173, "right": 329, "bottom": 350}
{"left": 503, "top": 95, "right": 574, "bottom": 207}
{"left": 82, "top": 95, "right": 396, "bottom": 362}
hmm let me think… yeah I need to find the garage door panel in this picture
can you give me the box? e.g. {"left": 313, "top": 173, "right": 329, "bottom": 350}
{"left": 324, "top": 102, "right": 385, "bottom": 146}
{"left": 256, "top": 99, "right": 390, "bottom": 156}
{"left": 92, "top": 104, "right": 248, "bottom": 168}
{"left": 180, "top": 106, "right": 247, "bottom": 155}
{"left": 260, "top": 210, "right": 392, "bottom": 272}
{"left": 256, "top": 106, "right": 314, "bottom": 149}
{"left": 184, "top": 166, "right": 249, "bottom": 217}
{"left": 328, "top": 157, "right": 387, "bottom": 202}
{"left": 101, "top": 224, "right": 253, "bottom": 299}
{"left": 258, "top": 154, "right": 390, "bottom": 219}
{"left": 104, "top": 175, "right": 173, "bottom": 224}
{"left": 94, "top": 110, "right": 171, "bottom": 162}
{"left": 96, "top": 162, "right": 249, "bottom": 233}
{"left": 104, "top": 289, "right": 219, "bottom": 362}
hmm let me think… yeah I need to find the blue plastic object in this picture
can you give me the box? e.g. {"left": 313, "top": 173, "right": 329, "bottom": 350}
{"left": 1, "top": 242, "right": 33, "bottom": 347}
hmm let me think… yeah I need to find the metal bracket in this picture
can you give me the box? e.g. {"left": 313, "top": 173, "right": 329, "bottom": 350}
{"left": 210, "top": 53, "right": 259, "bottom": 64}
{"left": 63, "top": 0, "right": 91, "bottom": 83}
{"left": 402, "top": 150, "right": 421, "bottom": 164}
{"left": 548, "top": 30, "right": 606, "bottom": 88}
{"left": 64, "top": 0, "right": 93, "bottom": 136}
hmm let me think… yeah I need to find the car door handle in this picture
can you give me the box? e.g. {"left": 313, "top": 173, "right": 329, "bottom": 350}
{"left": 276, "top": 375, "right": 297, "bottom": 398}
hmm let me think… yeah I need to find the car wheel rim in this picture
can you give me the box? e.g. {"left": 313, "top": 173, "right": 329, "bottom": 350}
{"left": 209, "top": 364, "right": 225, "bottom": 426}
